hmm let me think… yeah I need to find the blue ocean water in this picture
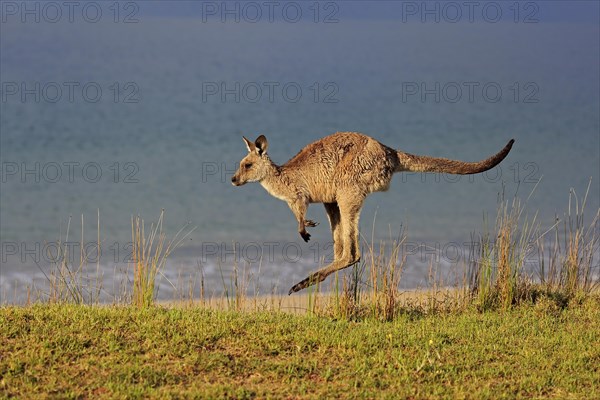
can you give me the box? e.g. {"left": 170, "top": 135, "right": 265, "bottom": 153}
{"left": 1, "top": 2, "right": 598, "bottom": 302}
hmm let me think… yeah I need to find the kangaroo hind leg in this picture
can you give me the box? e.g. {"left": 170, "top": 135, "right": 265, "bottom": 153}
{"left": 324, "top": 202, "right": 343, "bottom": 260}
{"left": 288, "top": 196, "right": 364, "bottom": 294}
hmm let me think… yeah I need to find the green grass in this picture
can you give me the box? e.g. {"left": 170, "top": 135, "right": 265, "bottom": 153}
{"left": 2, "top": 299, "right": 599, "bottom": 399}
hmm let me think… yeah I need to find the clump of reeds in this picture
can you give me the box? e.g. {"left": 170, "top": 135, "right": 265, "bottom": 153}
{"left": 131, "top": 209, "right": 196, "bottom": 307}
{"left": 218, "top": 256, "right": 251, "bottom": 312}
{"left": 469, "top": 192, "right": 539, "bottom": 310}
{"left": 323, "top": 226, "right": 406, "bottom": 321}
{"left": 367, "top": 234, "right": 406, "bottom": 320}
{"left": 45, "top": 211, "right": 103, "bottom": 305}
{"left": 537, "top": 179, "right": 599, "bottom": 296}
{"left": 470, "top": 179, "right": 599, "bottom": 310}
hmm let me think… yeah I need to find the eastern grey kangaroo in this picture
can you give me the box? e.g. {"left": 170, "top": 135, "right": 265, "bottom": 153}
{"left": 231, "top": 132, "right": 514, "bottom": 294}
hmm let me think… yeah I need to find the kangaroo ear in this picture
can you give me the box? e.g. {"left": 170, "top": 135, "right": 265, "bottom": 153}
{"left": 243, "top": 136, "right": 256, "bottom": 153}
{"left": 255, "top": 135, "right": 268, "bottom": 155}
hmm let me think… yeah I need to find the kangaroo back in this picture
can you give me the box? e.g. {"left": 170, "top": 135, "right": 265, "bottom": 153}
{"left": 396, "top": 139, "right": 514, "bottom": 174}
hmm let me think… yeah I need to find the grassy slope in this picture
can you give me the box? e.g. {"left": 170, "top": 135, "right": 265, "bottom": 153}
{"left": 1, "top": 301, "right": 599, "bottom": 399}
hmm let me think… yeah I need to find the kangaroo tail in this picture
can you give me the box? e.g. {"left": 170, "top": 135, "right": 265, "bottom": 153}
{"left": 396, "top": 139, "right": 514, "bottom": 174}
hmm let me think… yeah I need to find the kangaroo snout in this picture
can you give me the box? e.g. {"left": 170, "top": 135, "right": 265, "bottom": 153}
{"left": 231, "top": 174, "right": 247, "bottom": 186}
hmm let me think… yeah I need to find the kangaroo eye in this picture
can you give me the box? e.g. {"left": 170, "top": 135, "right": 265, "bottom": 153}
{"left": 244, "top": 163, "right": 253, "bottom": 169}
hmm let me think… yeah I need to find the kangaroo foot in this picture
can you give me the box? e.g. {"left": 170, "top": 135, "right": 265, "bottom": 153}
{"left": 304, "top": 220, "right": 319, "bottom": 227}
{"left": 288, "top": 258, "right": 361, "bottom": 295}
{"left": 289, "top": 271, "right": 325, "bottom": 295}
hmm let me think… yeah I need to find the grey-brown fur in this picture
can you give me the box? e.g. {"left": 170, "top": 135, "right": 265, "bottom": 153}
{"left": 231, "top": 132, "right": 514, "bottom": 294}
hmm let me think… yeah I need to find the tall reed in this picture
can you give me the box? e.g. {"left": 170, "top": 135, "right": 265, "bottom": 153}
{"left": 44, "top": 213, "right": 103, "bottom": 304}
{"left": 131, "top": 210, "right": 196, "bottom": 307}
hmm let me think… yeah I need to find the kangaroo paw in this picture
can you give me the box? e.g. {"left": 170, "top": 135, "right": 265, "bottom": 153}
{"left": 300, "top": 230, "right": 311, "bottom": 242}
{"left": 304, "top": 219, "right": 319, "bottom": 227}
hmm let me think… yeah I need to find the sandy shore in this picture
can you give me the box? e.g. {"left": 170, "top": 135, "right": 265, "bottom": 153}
{"left": 159, "top": 287, "right": 463, "bottom": 314}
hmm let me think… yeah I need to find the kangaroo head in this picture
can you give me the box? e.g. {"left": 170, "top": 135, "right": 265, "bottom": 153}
{"left": 231, "top": 135, "right": 271, "bottom": 186}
